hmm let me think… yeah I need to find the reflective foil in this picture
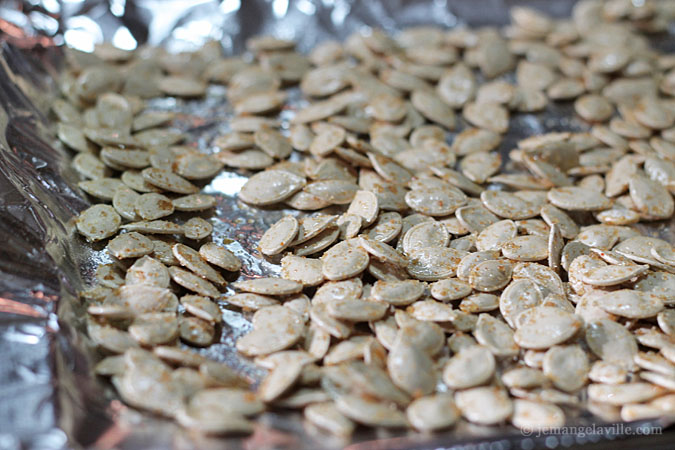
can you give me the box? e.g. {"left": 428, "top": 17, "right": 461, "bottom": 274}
{"left": 0, "top": 1, "right": 673, "bottom": 449}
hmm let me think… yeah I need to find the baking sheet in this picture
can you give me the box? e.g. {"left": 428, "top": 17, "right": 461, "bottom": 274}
{"left": 0, "top": 1, "right": 673, "bottom": 449}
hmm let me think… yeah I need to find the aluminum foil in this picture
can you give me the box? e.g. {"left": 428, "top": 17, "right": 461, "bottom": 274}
{"left": 0, "top": 1, "right": 673, "bottom": 449}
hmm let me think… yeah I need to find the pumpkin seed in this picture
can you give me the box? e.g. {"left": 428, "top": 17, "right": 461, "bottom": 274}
{"left": 476, "top": 220, "right": 518, "bottom": 252}
{"left": 152, "top": 345, "right": 206, "bottom": 367}
{"left": 514, "top": 306, "right": 582, "bottom": 349}
{"left": 548, "top": 223, "right": 563, "bottom": 271}
{"left": 181, "top": 295, "right": 221, "bottom": 323}
{"left": 432, "top": 167, "right": 484, "bottom": 196}
{"left": 406, "top": 299, "right": 456, "bottom": 322}
{"left": 402, "top": 221, "right": 449, "bottom": 254}
{"left": 141, "top": 168, "right": 198, "bottom": 194}
{"left": 502, "top": 235, "right": 549, "bottom": 261}
{"left": 547, "top": 186, "right": 612, "bottom": 211}
{"left": 215, "top": 132, "right": 254, "bottom": 152}
{"left": 575, "top": 94, "right": 613, "bottom": 122}
{"left": 258, "top": 216, "right": 299, "bottom": 256}
{"left": 125, "top": 256, "right": 170, "bottom": 288}
{"left": 456, "top": 204, "right": 499, "bottom": 233}
{"left": 512, "top": 400, "right": 565, "bottom": 430}
{"left": 304, "top": 179, "right": 359, "bottom": 205}
{"left": 183, "top": 217, "right": 213, "bottom": 240}
{"left": 79, "top": 178, "right": 125, "bottom": 201}
{"left": 634, "top": 97, "right": 675, "bottom": 130}
{"left": 502, "top": 367, "right": 546, "bottom": 389}
{"left": 235, "top": 90, "right": 286, "bottom": 115}
{"left": 281, "top": 255, "right": 324, "bottom": 287}
{"left": 370, "top": 280, "right": 423, "bottom": 306}
{"left": 233, "top": 278, "right": 303, "bottom": 296}
{"left": 547, "top": 78, "right": 585, "bottom": 99}
{"left": 309, "top": 124, "right": 345, "bottom": 157}
{"left": 304, "top": 402, "right": 355, "bottom": 437}
{"left": 586, "top": 319, "right": 638, "bottom": 370}
{"left": 173, "top": 153, "right": 223, "bottom": 180}
{"left": 335, "top": 395, "right": 407, "bottom": 428}
{"left": 236, "top": 306, "right": 304, "bottom": 356}
{"left": 614, "top": 236, "right": 673, "bottom": 266}
{"left": 172, "top": 243, "right": 225, "bottom": 286}
{"left": 406, "top": 247, "right": 466, "bottom": 281}
{"left": 474, "top": 313, "right": 518, "bottom": 356}
{"left": 543, "top": 345, "right": 589, "bottom": 392}
{"left": 629, "top": 172, "right": 674, "bottom": 220}
{"left": 512, "top": 261, "right": 565, "bottom": 297}
{"left": 346, "top": 190, "right": 378, "bottom": 226}
{"left": 100, "top": 148, "right": 149, "bottom": 169}
{"left": 406, "top": 394, "right": 459, "bottom": 432}
{"left": 226, "top": 293, "right": 279, "bottom": 310}
{"left": 457, "top": 251, "right": 500, "bottom": 281}
{"left": 469, "top": 259, "right": 513, "bottom": 292}
{"left": 364, "top": 212, "right": 402, "bottom": 242}
{"left": 455, "top": 387, "right": 513, "bottom": 425}
{"left": 327, "top": 298, "right": 387, "bottom": 322}
{"left": 121, "top": 170, "right": 162, "bottom": 193}
{"left": 239, "top": 170, "right": 306, "bottom": 205}
{"left": 588, "top": 383, "right": 665, "bottom": 405}
{"left": 480, "top": 190, "right": 539, "bottom": 220}
{"left": 589, "top": 361, "right": 628, "bottom": 385}
{"left": 135, "top": 193, "right": 174, "bottom": 220}
{"left": 443, "top": 345, "right": 496, "bottom": 389}
{"left": 387, "top": 337, "right": 436, "bottom": 396}
{"left": 635, "top": 351, "right": 675, "bottom": 377}
{"left": 310, "top": 302, "right": 352, "bottom": 339}
{"left": 169, "top": 266, "right": 220, "bottom": 297}
{"left": 132, "top": 111, "right": 174, "bottom": 132}
{"left": 123, "top": 220, "right": 183, "bottom": 235}
{"left": 84, "top": 127, "right": 137, "bottom": 147}
{"left": 96, "top": 263, "right": 124, "bottom": 289}
{"left": 634, "top": 272, "right": 675, "bottom": 304}
{"left": 463, "top": 101, "right": 509, "bottom": 133}
{"left": 597, "top": 289, "right": 664, "bottom": 318}
{"left": 129, "top": 312, "right": 179, "bottom": 346}
{"left": 107, "top": 232, "right": 154, "bottom": 259}
{"left": 217, "top": 149, "right": 274, "bottom": 169}
{"left": 359, "top": 236, "right": 407, "bottom": 266}
{"left": 437, "top": 63, "right": 476, "bottom": 108}
{"left": 321, "top": 241, "right": 370, "bottom": 281}
{"left": 76, "top": 204, "right": 121, "bottom": 242}
{"left": 460, "top": 152, "right": 501, "bottom": 184}
{"left": 582, "top": 265, "right": 650, "bottom": 287}
{"left": 172, "top": 194, "right": 216, "bottom": 212}
{"left": 158, "top": 75, "right": 206, "bottom": 97}
{"left": 411, "top": 89, "right": 456, "bottom": 129}
{"left": 430, "top": 278, "right": 472, "bottom": 302}
{"left": 72, "top": 153, "right": 108, "bottom": 179}
{"left": 500, "top": 279, "right": 543, "bottom": 327}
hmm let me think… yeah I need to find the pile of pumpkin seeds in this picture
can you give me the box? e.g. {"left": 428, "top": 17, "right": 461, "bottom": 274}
{"left": 63, "top": 0, "right": 675, "bottom": 439}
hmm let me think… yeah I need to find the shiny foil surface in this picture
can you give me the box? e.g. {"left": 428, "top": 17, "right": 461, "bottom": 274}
{"left": 0, "top": 1, "right": 673, "bottom": 449}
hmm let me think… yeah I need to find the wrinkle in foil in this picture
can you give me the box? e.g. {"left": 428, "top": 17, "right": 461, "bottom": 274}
{"left": 0, "top": 1, "right": 672, "bottom": 449}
